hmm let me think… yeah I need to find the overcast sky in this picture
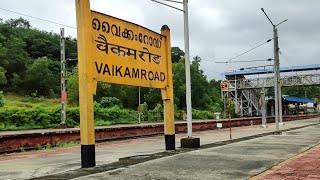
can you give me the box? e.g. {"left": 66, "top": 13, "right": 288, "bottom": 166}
{"left": 1, "top": 0, "right": 319, "bottom": 80}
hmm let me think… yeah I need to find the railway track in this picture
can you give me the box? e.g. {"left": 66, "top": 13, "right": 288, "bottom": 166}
{"left": 0, "top": 114, "right": 318, "bottom": 153}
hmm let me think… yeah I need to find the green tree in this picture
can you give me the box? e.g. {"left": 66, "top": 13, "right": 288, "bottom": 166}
{"left": 0, "top": 18, "right": 78, "bottom": 95}
{"left": 171, "top": 47, "right": 185, "bottom": 63}
{"left": 10, "top": 73, "right": 22, "bottom": 92}
{"left": 99, "top": 97, "right": 121, "bottom": 108}
{"left": 5, "top": 17, "right": 31, "bottom": 28}
{"left": 0, "top": 91, "right": 4, "bottom": 107}
{"left": 0, "top": 42, "right": 8, "bottom": 68}
{"left": 172, "top": 58, "right": 187, "bottom": 109}
{"left": 190, "top": 56, "right": 213, "bottom": 110}
{"left": 25, "top": 57, "right": 56, "bottom": 96}
{"left": 208, "top": 79, "right": 223, "bottom": 112}
{"left": 283, "top": 85, "right": 320, "bottom": 99}
{"left": 171, "top": 55, "right": 224, "bottom": 111}
{"left": 0, "top": 66, "right": 7, "bottom": 85}
{"left": 67, "top": 67, "right": 79, "bottom": 105}
{"left": 5, "top": 37, "right": 29, "bottom": 82}
{"left": 105, "top": 85, "right": 139, "bottom": 109}
{"left": 94, "top": 82, "right": 111, "bottom": 102}
{"left": 144, "top": 88, "right": 162, "bottom": 109}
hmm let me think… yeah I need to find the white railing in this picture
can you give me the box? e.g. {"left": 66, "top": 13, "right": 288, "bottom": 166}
{"left": 236, "top": 74, "right": 320, "bottom": 89}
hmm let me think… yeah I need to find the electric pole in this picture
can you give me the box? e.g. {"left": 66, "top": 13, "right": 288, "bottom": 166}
{"left": 150, "top": 0, "right": 199, "bottom": 147}
{"left": 261, "top": 8, "right": 287, "bottom": 134}
{"left": 273, "top": 26, "right": 280, "bottom": 132}
{"left": 183, "top": 0, "right": 193, "bottom": 138}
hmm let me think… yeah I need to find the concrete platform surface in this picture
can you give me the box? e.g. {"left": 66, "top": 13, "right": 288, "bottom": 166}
{"left": 252, "top": 144, "right": 320, "bottom": 180}
{"left": 0, "top": 118, "right": 319, "bottom": 179}
{"left": 74, "top": 122, "right": 320, "bottom": 180}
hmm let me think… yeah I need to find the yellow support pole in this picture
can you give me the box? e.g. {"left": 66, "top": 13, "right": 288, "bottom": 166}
{"left": 75, "top": 0, "right": 96, "bottom": 168}
{"left": 161, "top": 25, "right": 175, "bottom": 150}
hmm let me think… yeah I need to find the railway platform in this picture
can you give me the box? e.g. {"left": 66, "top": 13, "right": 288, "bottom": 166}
{"left": 0, "top": 114, "right": 317, "bottom": 153}
{"left": 0, "top": 117, "right": 319, "bottom": 179}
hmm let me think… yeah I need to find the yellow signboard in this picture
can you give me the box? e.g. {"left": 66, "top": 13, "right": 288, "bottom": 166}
{"left": 220, "top": 81, "right": 229, "bottom": 92}
{"left": 90, "top": 11, "right": 168, "bottom": 88}
{"left": 76, "top": 0, "right": 175, "bottom": 168}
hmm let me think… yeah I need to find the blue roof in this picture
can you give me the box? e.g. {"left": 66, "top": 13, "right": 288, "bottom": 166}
{"left": 283, "top": 96, "right": 315, "bottom": 104}
{"left": 224, "top": 64, "right": 320, "bottom": 76}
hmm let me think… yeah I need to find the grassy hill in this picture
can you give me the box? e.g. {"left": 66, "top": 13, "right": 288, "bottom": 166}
{"left": 5, "top": 93, "right": 60, "bottom": 108}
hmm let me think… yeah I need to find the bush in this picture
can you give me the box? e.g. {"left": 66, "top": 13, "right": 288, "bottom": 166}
{"left": 95, "top": 105, "right": 137, "bottom": 124}
{"left": 66, "top": 107, "right": 80, "bottom": 127}
{"left": 0, "top": 105, "right": 60, "bottom": 130}
{"left": 21, "top": 96, "right": 46, "bottom": 103}
{"left": 0, "top": 103, "right": 219, "bottom": 131}
{"left": 67, "top": 105, "right": 138, "bottom": 126}
{"left": 148, "top": 103, "right": 163, "bottom": 122}
{"left": 0, "top": 100, "right": 225, "bottom": 130}
{"left": 175, "top": 110, "right": 185, "bottom": 120}
{"left": 192, "top": 109, "right": 214, "bottom": 119}
{"left": 0, "top": 103, "right": 141, "bottom": 130}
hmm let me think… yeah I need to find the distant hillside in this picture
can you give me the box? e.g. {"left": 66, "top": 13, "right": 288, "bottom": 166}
{"left": 0, "top": 17, "right": 77, "bottom": 96}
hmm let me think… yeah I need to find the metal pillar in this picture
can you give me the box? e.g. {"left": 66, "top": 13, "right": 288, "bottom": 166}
{"left": 183, "top": 0, "right": 193, "bottom": 137}
{"left": 277, "top": 47, "right": 283, "bottom": 126}
{"left": 249, "top": 91, "right": 253, "bottom": 116}
{"left": 278, "top": 82, "right": 283, "bottom": 125}
{"left": 261, "top": 89, "right": 267, "bottom": 128}
{"left": 240, "top": 93, "right": 243, "bottom": 117}
{"left": 234, "top": 75, "right": 238, "bottom": 114}
{"left": 138, "top": 87, "right": 141, "bottom": 124}
{"left": 222, "top": 91, "right": 226, "bottom": 118}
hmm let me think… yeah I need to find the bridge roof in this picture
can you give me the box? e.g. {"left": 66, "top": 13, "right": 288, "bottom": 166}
{"left": 224, "top": 64, "right": 320, "bottom": 76}
{"left": 283, "top": 96, "right": 315, "bottom": 104}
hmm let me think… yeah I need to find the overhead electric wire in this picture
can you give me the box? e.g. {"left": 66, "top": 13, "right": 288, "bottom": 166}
{"left": 200, "top": 59, "right": 216, "bottom": 63}
{"left": 225, "top": 38, "right": 273, "bottom": 63}
{"left": 0, "top": 7, "right": 76, "bottom": 29}
{"left": 161, "top": 0, "right": 183, "bottom": 4}
{"left": 150, "top": 0, "right": 183, "bottom": 11}
{"left": 215, "top": 58, "right": 273, "bottom": 63}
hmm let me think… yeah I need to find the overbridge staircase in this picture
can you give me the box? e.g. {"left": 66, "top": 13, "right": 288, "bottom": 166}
{"left": 226, "top": 75, "right": 260, "bottom": 116}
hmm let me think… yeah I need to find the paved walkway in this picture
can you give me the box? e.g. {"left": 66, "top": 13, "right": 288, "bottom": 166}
{"left": 252, "top": 145, "right": 320, "bottom": 180}
{"left": 70, "top": 121, "right": 320, "bottom": 180}
{"left": 0, "top": 118, "right": 319, "bottom": 179}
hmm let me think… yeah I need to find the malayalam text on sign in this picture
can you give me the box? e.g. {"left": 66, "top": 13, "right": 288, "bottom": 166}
{"left": 90, "top": 11, "right": 168, "bottom": 88}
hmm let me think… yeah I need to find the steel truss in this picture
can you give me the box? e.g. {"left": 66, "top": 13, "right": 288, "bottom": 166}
{"left": 223, "top": 72, "right": 320, "bottom": 117}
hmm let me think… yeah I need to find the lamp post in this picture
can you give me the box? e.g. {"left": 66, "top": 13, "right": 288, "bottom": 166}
{"left": 183, "top": 0, "right": 193, "bottom": 138}
{"left": 261, "top": 8, "right": 287, "bottom": 133}
{"left": 151, "top": 0, "right": 199, "bottom": 147}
